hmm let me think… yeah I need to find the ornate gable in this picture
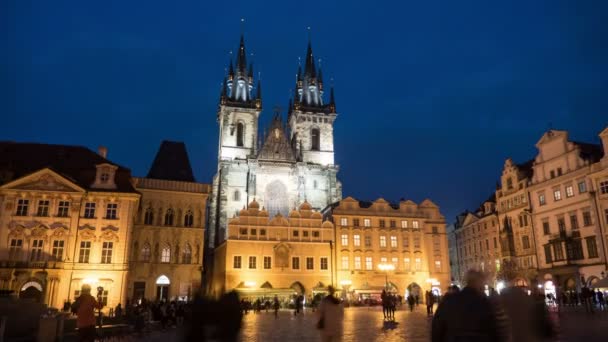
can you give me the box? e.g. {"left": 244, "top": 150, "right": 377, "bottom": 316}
{"left": 257, "top": 115, "right": 296, "bottom": 162}
{"left": 1, "top": 168, "right": 85, "bottom": 193}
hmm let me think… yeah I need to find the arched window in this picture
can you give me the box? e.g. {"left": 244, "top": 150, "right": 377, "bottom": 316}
{"left": 184, "top": 210, "right": 194, "bottom": 227}
{"left": 141, "top": 244, "right": 151, "bottom": 262}
{"left": 182, "top": 244, "right": 192, "bottom": 264}
{"left": 164, "top": 208, "right": 174, "bottom": 226}
{"left": 144, "top": 208, "right": 154, "bottom": 225}
{"left": 236, "top": 122, "right": 244, "bottom": 147}
{"left": 161, "top": 245, "right": 171, "bottom": 263}
{"left": 233, "top": 190, "right": 240, "bottom": 201}
{"left": 311, "top": 128, "right": 320, "bottom": 151}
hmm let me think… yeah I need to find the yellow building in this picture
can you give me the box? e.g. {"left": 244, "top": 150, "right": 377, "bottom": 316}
{"left": 212, "top": 200, "right": 334, "bottom": 301}
{"left": 128, "top": 141, "right": 209, "bottom": 302}
{"left": 326, "top": 197, "right": 450, "bottom": 301}
{"left": 0, "top": 143, "right": 140, "bottom": 309}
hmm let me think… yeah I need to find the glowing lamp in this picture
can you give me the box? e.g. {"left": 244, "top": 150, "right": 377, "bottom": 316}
{"left": 82, "top": 277, "right": 99, "bottom": 285}
{"left": 378, "top": 264, "right": 395, "bottom": 271}
{"left": 244, "top": 281, "right": 256, "bottom": 287}
{"left": 340, "top": 280, "right": 352, "bottom": 286}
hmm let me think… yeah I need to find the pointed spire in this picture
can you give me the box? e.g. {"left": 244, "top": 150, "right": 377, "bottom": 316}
{"left": 228, "top": 59, "right": 234, "bottom": 79}
{"left": 304, "top": 41, "right": 316, "bottom": 78}
{"left": 236, "top": 34, "right": 247, "bottom": 73}
{"left": 220, "top": 77, "right": 228, "bottom": 103}
{"left": 248, "top": 63, "right": 253, "bottom": 79}
{"left": 329, "top": 86, "right": 336, "bottom": 112}
{"left": 256, "top": 79, "right": 262, "bottom": 100}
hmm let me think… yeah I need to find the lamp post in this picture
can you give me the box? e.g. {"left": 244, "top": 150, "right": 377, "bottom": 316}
{"left": 378, "top": 264, "right": 395, "bottom": 291}
{"left": 96, "top": 286, "right": 104, "bottom": 330}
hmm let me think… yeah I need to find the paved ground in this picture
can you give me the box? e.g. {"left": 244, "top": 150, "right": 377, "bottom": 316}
{"left": 137, "top": 305, "right": 608, "bottom": 342}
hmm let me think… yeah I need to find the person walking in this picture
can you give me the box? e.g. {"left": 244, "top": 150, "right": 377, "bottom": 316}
{"left": 273, "top": 295, "right": 280, "bottom": 318}
{"left": 381, "top": 290, "right": 388, "bottom": 319}
{"left": 71, "top": 284, "right": 102, "bottom": 342}
{"left": 317, "top": 286, "right": 344, "bottom": 342}
{"left": 432, "top": 270, "right": 507, "bottom": 342}
{"left": 426, "top": 290, "right": 435, "bottom": 316}
{"left": 407, "top": 294, "right": 415, "bottom": 312}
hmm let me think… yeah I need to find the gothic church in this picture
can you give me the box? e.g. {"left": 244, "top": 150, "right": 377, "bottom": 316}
{"left": 208, "top": 35, "right": 342, "bottom": 247}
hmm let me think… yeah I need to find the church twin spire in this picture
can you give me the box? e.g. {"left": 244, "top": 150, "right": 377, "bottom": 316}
{"left": 220, "top": 34, "right": 261, "bottom": 109}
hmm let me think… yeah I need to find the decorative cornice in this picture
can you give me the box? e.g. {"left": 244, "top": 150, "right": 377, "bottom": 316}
{"left": 101, "top": 225, "right": 119, "bottom": 232}
{"left": 78, "top": 224, "right": 95, "bottom": 231}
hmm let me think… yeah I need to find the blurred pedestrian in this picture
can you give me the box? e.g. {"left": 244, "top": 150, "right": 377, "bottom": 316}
{"left": 432, "top": 270, "right": 506, "bottom": 342}
{"left": 381, "top": 290, "right": 388, "bottom": 319}
{"left": 71, "top": 284, "right": 102, "bottom": 342}
{"left": 317, "top": 286, "right": 344, "bottom": 342}
{"left": 407, "top": 294, "right": 415, "bottom": 312}
{"left": 273, "top": 295, "right": 280, "bottom": 318}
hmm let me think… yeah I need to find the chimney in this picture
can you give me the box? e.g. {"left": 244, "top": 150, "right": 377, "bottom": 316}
{"left": 98, "top": 146, "right": 108, "bottom": 158}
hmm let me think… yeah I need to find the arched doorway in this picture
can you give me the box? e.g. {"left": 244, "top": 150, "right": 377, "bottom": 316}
{"left": 406, "top": 282, "right": 421, "bottom": 300}
{"left": 20, "top": 281, "right": 43, "bottom": 302}
{"left": 156, "top": 275, "right": 170, "bottom": 302}
{"left": 290, "top": 281, "right": 305, "bottom": 295}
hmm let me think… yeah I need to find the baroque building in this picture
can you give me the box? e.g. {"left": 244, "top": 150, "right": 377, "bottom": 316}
{"left": 0, "top": 142, "right": 140, "bottom": 309}
{"left": 212, "top": 199, "right": 334, "bottom": 300}
{"left": 325, "top": 197, "right": 449, "bottom": 301}
{"left": 128, "top": 141, "right": 209, "bottom": 302}
{"left": 208, "top": 35, "right": 342, "bottom": 248}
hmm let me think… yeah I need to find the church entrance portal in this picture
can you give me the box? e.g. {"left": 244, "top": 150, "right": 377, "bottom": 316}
{"left": 20, "top": 281, "right": 43, "bottom": 302}
{"left": 156, "top": 275, "right": 170, "bottom": 302}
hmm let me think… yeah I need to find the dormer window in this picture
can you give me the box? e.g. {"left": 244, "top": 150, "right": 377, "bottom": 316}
{"left": 92, "top": 163, "right": 118, "bottom": 189}
{"left": 100, "top": 173, "right": 110, "bottom": 183}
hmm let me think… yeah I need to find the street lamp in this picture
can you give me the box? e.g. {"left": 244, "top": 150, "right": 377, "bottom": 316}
{"left": 378, "top": 264, "right": 395, "bottom": 291}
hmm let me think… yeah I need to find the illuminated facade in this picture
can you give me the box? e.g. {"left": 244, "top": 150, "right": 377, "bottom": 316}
{"left": 208, "top": 35, "right": 341, "bottom": 249}
{"left": 128, "top": 141, "right": 209, "bottom": 302}
{"left": 0, "top": 143, "right": 140, "bottom": 309}
{"left": 326, "top": 197, "right": 450, "bottom": 300}
{"left": 212, "top": 199, "right": 334, "bottom": 299}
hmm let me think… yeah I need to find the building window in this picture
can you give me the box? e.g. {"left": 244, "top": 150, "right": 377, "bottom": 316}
{"left": 99, "top": 290, "right": 109, "bottom": 306}
{"left": 57, "top": 201, "right": 70, "bottom": 217}
{"left": 293, "top": 230, "right": 299, "bottom": 237}
{"left": 9, "top": 239, "right": 23, "bottom": 260}
{"left": 184, "top": 211, "right": 194, "bottom": 227}
{"left": 553, "top": 189, "right": 562, "bottom": 201}
{"left": 401, "top": 220, "right": 408, "bottom": 228}
{"left": 364, "top": 219, "right": 371, "bottom": 227}
{"left": 36, "top": 200, "right": 50, "bottom": 217}
{"left": 240, "top": 228, "right": 248, "bottom": 235}
{"left": 161, "top": 246, "right": 171, "bottom": 263}
{"left": 485, "top": 239, "right": 489, "bottom": 251}
{"left": 341, "top": 256, "right": 349, "bottom": 270}
{"left": 30, "top": 239, "right": 44, "bottom": 261}
{"left": 101, "top": 241, "right": 113, "bottom": 264}
{"left": 412, "top": 221, "right": 419, "bottom": 229}
{"left": 365, "top": 257, "right": 373, "bottom": 270}
{"left": 390, "top": 236, "right": 397, "bottom": 248}
{"left": 413, "top": 235, "right": 421, "bottom": 248}
{"left": 248, "top": 256, "right": 257, "bottom": 269}
{"left": 106, "top": 203, "right": 118, "bottom": 219}
{"left": 312, "top": 230, "right": 319, "bottom": 238}
{"left": 566, "top": 240, "right": 584, "bottom": 260}
{"left": 568, "top": 214, "right": 578, "bottom": 229}
{"left": 566, "top": 185, "right": 574, "bottom": 198}
{"left": 379, "top": 220, "right": 385, "bottom": 228}
{"left": 404, "top": 258, "right": 411, "bottom": 270}
{"left": 578, "top": 181, "right": 587, "bottom": 193}
{"left": 352, "top": 256, "right": 361, "bottom": 270}
{"left": 553, "top": 243, "right": 564, "bottom": 261}
{"left": 538, "top": 194, "right": 546, "bottom": 206}
{"left": 353, "top": 218, "right": 360, "bottom": 227}
{"left": 542, "top": 221, "right": 550, "bottom": 235}
{"left": 379, "top": 236, "right": 387, "bottom": 248}
{"left": 353, "top": 234, "right": 361, "bottom": 247}
{"left": 340, "top": 217, "right": 348, "bottom": 226}
{"left": 164, "top": 209, "right": 174, "bottom": 226}
{"left": 583, "top": 211, "right": 592, "bottom": 226}
{"left": 550, "top": 170, "right": 555, "bottom": 179}
{"left": 403, "top": 237, "right": 410, "bottom": 248}
{"left": 233, "top": 190, "right": 240, "bottom": 201}
{"left": 557, "top": 218, "right": 566, "bottom": 233}
{"left": 233, "top": 256, "right": 242, "bottom": 269}
{"left": 380, "top": 257, "right": 387, "bottom": 264}
{"left": 311, "top": 128, "right": 320, "bottom": 151}
{"left": 364, "top": 235, "right": 371, "bottom": 248}
{"left": 493, "top": 237, "right": 498, "bottom": 249}
{"left": 264, "top": 256, "right": 272, "bottom": 269}
{"left": 586, "top": 237, "right": 599, "bottom": 258}
{"left": 16, "top": 199, "right": 29, "bottom": 216}
{"left": 144, "top": 208, "right": 154, "bottom": 225}
{"left": 182, "top": 244, "right": 192, "bottom": 264}
{"left": 522, "top": 236, "right": 530, "bottom": 249}
{"left": 341, "top": 234, "right": 348, "bottom": 246}
{"left": 261, "top": 229, "right": 267, "bottom": 236}
{"left": 320, "top": 257, "right": 328, "bottom": 270}
{"left": 84, "top": 202, "right": 96, "bottom": 218}
{"left": 52, "top": 240, "right": 64, "bottom": 261}
{"left": 141, "top": 244, "right": 151, "bottom": 262}
{"left": 292, "top": 257, "right": 300, "bottom": 270}
{"left": 434, "top": 260, "right": 441, "bottom": 271}
{"left": 79, "top": 241, "right": 91, "bottom": 263}
{"left": 600, "top": 181, "right": 608, "bottom": 194}
{"left": 415, "top": 258, "right": 421, "bottom": 271}
{"left": 304, "top": 257, "right": 313, "bottom": 270}
{"left": 390, "top": 220, "right": 396, "bottom": 228}
{"left": 251, "top": 229, "right": 257, "bottom": 236}
{"left": 236, "top": 122, "right": 244, "bottom": 147}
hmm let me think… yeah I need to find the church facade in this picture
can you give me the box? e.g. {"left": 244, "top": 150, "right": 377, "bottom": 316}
{"left": 208, "top": 35, "right": 342, "bottom": 247}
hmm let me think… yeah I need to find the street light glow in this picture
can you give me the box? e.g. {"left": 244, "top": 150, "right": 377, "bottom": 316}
{"left": 378, "top": 263, "right": 395, "bottom": 271}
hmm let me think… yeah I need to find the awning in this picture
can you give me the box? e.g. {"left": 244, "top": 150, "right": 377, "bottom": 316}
{"left": 591, "top": 277, "right": 608, "bottom": 289}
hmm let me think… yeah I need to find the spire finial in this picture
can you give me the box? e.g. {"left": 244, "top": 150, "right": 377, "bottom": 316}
{"left": 240, "top": 18, "right": 245, "bottom": 35}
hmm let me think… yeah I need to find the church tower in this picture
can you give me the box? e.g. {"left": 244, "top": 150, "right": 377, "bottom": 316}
{"left": 217, "top": 34, "right": 262, "bottom": 163}
{"left": 288, "top": 40, "right": 337, "bottom": 166}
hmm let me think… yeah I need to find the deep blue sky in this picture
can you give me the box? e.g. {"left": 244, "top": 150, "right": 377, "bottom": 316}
{"left": 2, "top": 0, "right": 607, "bottom": 222}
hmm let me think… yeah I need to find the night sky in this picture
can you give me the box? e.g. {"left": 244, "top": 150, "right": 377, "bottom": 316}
{"left": 2, "top": 0, "right": 607, "bottom": 222}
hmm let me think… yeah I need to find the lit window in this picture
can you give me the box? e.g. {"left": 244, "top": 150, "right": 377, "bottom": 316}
{"left": 380, "top": 236, "right": 387, "bottom": 248}
{"left": 538, "top": 194, "right": 546, "bottom": 206}
{"left": 364, "top": 219, "right": 371, "bottom": 227}
{"left": 106, "top": 203, "right": 118, "bottom": 219}
{"left": 412, "top": 221, "right": 419, "bottom": 229}
{"left": 101, "top": 241, "right": 113, "bottom": 264}
{"left": 320, "top": 257, "right": 328, "bottom": 270}
{"left": 161, "top": 246, "right": 171, "bottom": 263}
{"left": 566, "top": 185, "right": 574, "bottom": 198}
{"left": 37, "top": 200, "right": 50, "bottom": 217}
{"left": 264, "top": 256, "right": 272, "bottom": 269}
{"left": 84, "top": 202, "right": 96, "bottom": 218}
{"left": 354, "top": 256, "right": 361, "bottom": 270}
{"left": 415, "top": 258, "right": 421, "bottom": 270}
{"left": 340, "top": 217, "right": 348, "bottom": 226}
{"left": 353, "top": 234, "right": 360, "bottom": 247}
{"left": 248, "top": 256, "right": 256, "bottom": 269}
{"left": 16, "top": 199, "right": 29, "bottom": 216}
{"left": 391, "top": 257, "right": 398, "bottom": 267}
{"left": 141, "top": 244, "right": 151, "bottom": 262}
{"left": 182, "top": 244, "right": 192, "bottom": 264}
{"left": 434, "top": 260, "right": 441, "bottom": 271}
{"left": 341, "top": 234, "right": 348, "bottom": 246}
{"left": 233, "top": 256, "right": 242, "bottom": 269}
{"left": 553, "top": 189, "right": 562, "bottom": 201}
{"left": 57, "top": 201, "right": 70, "bottom": 217}
{"left": 380, "top": 257, "right": 387, "bottom": 264}
{"left": 30, "top": 239, "right": 44, "bottom": 261}
{"left": 404, "top": 258, "right": 411, "bottom": 270}
{"left": 365, "top": 257, "right": 373, "bottom": 270}
{"left": 79, "top": 241, "right": 91, "bottom": 263}
{"left": 390, "top": 236, "right": 397, "bottom": 248}
{"left": 52, "top": 240, "right": 64, "bottom": 261}
{"left": 401, "top": 220, "right": 408, "bottom": 228}
{"left": 341, "top": 256, "right": 349, "bottom": 270}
